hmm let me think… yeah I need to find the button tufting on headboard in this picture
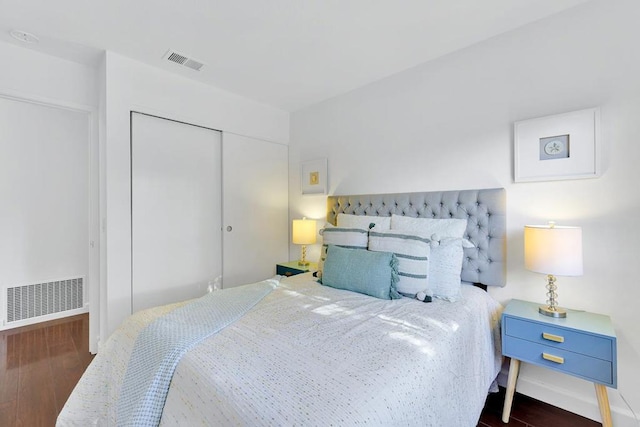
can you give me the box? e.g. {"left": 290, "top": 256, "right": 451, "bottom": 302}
{"left": 326, "top": 188, "right": 506, "bottom": 287}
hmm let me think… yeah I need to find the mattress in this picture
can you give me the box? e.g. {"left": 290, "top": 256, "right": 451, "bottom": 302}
{"left": 58, "top": 273, "right": 503, "bottom": 426}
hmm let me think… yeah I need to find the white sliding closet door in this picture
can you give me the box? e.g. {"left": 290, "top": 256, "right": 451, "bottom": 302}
{"left": 222, "top": 133, "right": 288, "bottom": 288}
{"left": 131, "top": 113, "right": 222, "bottom": 312}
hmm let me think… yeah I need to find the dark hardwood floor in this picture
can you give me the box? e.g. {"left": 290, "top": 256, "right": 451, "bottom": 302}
{"left": 478, "top": 386, "right": 600, "bottom": 427}
{"left": 0, "top": 313, "right": 93, "bottom": 427}
{"left": 0, "top": 314, "right": 601, "bottom": 427}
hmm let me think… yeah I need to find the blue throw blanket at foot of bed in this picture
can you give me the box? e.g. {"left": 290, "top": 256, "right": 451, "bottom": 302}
{"left": 116, "top": 278, "right": 278, "bottom": 427}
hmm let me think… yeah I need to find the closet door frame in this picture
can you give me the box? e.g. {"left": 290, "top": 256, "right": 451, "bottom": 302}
{"left": 0, "top": 89, "right": 99, "bottom": 351}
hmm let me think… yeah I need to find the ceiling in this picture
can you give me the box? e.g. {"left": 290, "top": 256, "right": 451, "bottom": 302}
{"left": 0, "top": 0, "right": 590, "bottom": 112}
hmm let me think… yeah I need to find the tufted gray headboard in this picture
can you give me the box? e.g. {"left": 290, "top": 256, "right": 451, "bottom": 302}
{"left": 327, "top": 188, "right": 506, "bottom": 287}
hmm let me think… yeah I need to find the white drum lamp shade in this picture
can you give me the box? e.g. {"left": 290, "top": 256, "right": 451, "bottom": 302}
{"left": 524, "top": 225, "right": 583, "bottom": 276}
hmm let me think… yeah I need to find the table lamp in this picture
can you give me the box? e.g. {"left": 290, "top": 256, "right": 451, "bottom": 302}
{"left": 524, "top": 222, "right": 583, "bottom": 318}
{"left": 292, "top": 218, "right": 317, "bottom": 266}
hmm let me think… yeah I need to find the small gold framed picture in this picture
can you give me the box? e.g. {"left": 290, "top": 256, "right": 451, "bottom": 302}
{"left": 301, "top": 158, "right": 327, "bottom": 195}
{"left": 309, "top": 171, "right": 319, "bottom": 185}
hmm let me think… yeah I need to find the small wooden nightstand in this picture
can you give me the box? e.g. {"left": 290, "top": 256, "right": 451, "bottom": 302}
{"left": 501, "top": 299, "right": 617, "bottom": 427}
{"left": 276, "top": 261, "right": 318, "bottom": 277}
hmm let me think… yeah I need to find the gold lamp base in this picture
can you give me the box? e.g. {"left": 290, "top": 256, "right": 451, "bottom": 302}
{"left": 297, "top": 244, "right": 309, "bottom": 266}
{"left": 538, "top": 305, "right": 567, "bottom": 318}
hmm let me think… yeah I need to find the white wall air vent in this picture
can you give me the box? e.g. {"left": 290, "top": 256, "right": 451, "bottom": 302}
{"left": 5, "top": 277, "right": 85, "bottom": 324}
{"left": 163, "top": 49, "right": 205, "bottom": 71}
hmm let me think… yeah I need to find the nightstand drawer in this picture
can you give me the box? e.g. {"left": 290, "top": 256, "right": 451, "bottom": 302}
{"left": 504, "top": 316, "right": 613, "bottom": 361}
{"left": 504, "top": 336, "right": 614, "bottom": 385}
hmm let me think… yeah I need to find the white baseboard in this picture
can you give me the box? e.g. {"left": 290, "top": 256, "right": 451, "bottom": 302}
{"left": 0, "top": 306, "right": 89, "bottom": 331}
{"left": 498, "top": 365, "right": 639, "bottom": 427}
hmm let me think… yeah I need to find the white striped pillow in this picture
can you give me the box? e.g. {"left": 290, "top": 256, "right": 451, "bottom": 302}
{"left": 318, "top": 224, "right": 369, "bottom": 279}
{"left": 337, "top": 213, "right": 391, "bottom": 231}
{"left": 390, "top": 215, "right": 475, "bottom": 248}
{"left": 427, "top": 237, "right": 464, "bottom": 302}
{"left": 368, "top": 230, "right": 431, "bottom": 297}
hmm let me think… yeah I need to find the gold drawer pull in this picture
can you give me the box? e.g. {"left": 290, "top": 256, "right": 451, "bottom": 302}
{"left": 542, "top": 353, "right": 564, "bottom": 364}
{"left": 542, "top": 332, "right": 564, "bottom": 343}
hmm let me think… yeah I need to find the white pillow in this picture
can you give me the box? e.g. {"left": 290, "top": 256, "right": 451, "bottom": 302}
{"left": 368, "top": 230, "right": 430, "bottom": 297}
{"left": 426, "top": 237, "right": 464, "bottom": 302}
{"left": 318, "top": 223, "right": 369, "bottom": 279}
{"left": 390, "top": 215, "right": 474, "bottom": 248}
{"left": 337, "top": 213, "right": 391, "bottom": 231}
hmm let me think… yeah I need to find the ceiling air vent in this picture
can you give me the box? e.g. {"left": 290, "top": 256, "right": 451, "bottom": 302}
{"left": 163, "top": 49, "right": 205, "bottom": 71}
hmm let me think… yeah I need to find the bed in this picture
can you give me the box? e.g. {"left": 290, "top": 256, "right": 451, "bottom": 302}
{"left": 58, "top": 188, "right": 506, "bottom": 426}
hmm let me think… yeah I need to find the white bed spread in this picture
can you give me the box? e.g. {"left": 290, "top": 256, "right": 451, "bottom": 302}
{"left": 58, "top": 273, "right": 502, "bottom": 426}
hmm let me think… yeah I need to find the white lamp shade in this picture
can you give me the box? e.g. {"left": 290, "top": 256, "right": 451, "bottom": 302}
{"left": 292, "top": 218, "right": 317, "bottom": 245}
{"left": 524, "top": 225, "right": 583, "bottom": 276}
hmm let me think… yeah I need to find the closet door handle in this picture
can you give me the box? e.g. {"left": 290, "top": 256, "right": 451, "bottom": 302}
{"left": 226, "top": 226, "right": 233, "bottom": 232}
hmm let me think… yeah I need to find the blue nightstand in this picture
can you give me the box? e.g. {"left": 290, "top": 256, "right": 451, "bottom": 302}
{"left": 501, "top": 299, "right": 617, "bottom": 426}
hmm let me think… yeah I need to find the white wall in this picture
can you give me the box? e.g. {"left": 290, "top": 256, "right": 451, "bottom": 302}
{"left": 289, "top": 1, "right": 640, "bottom": 425}
{"left": 102, "top": 52, "right": 290, "bottom": 344}
{"left": 0, "top": 40, "right": 97, "bottom": 107}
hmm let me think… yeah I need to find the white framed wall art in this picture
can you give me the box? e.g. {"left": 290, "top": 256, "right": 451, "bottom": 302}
{"left": 514, "top": 108, "right": 601, "bottom": 182}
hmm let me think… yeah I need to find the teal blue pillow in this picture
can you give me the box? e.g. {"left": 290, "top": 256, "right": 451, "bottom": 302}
{"left": 321, "top": 245, "right": 401, "bottom": 300}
